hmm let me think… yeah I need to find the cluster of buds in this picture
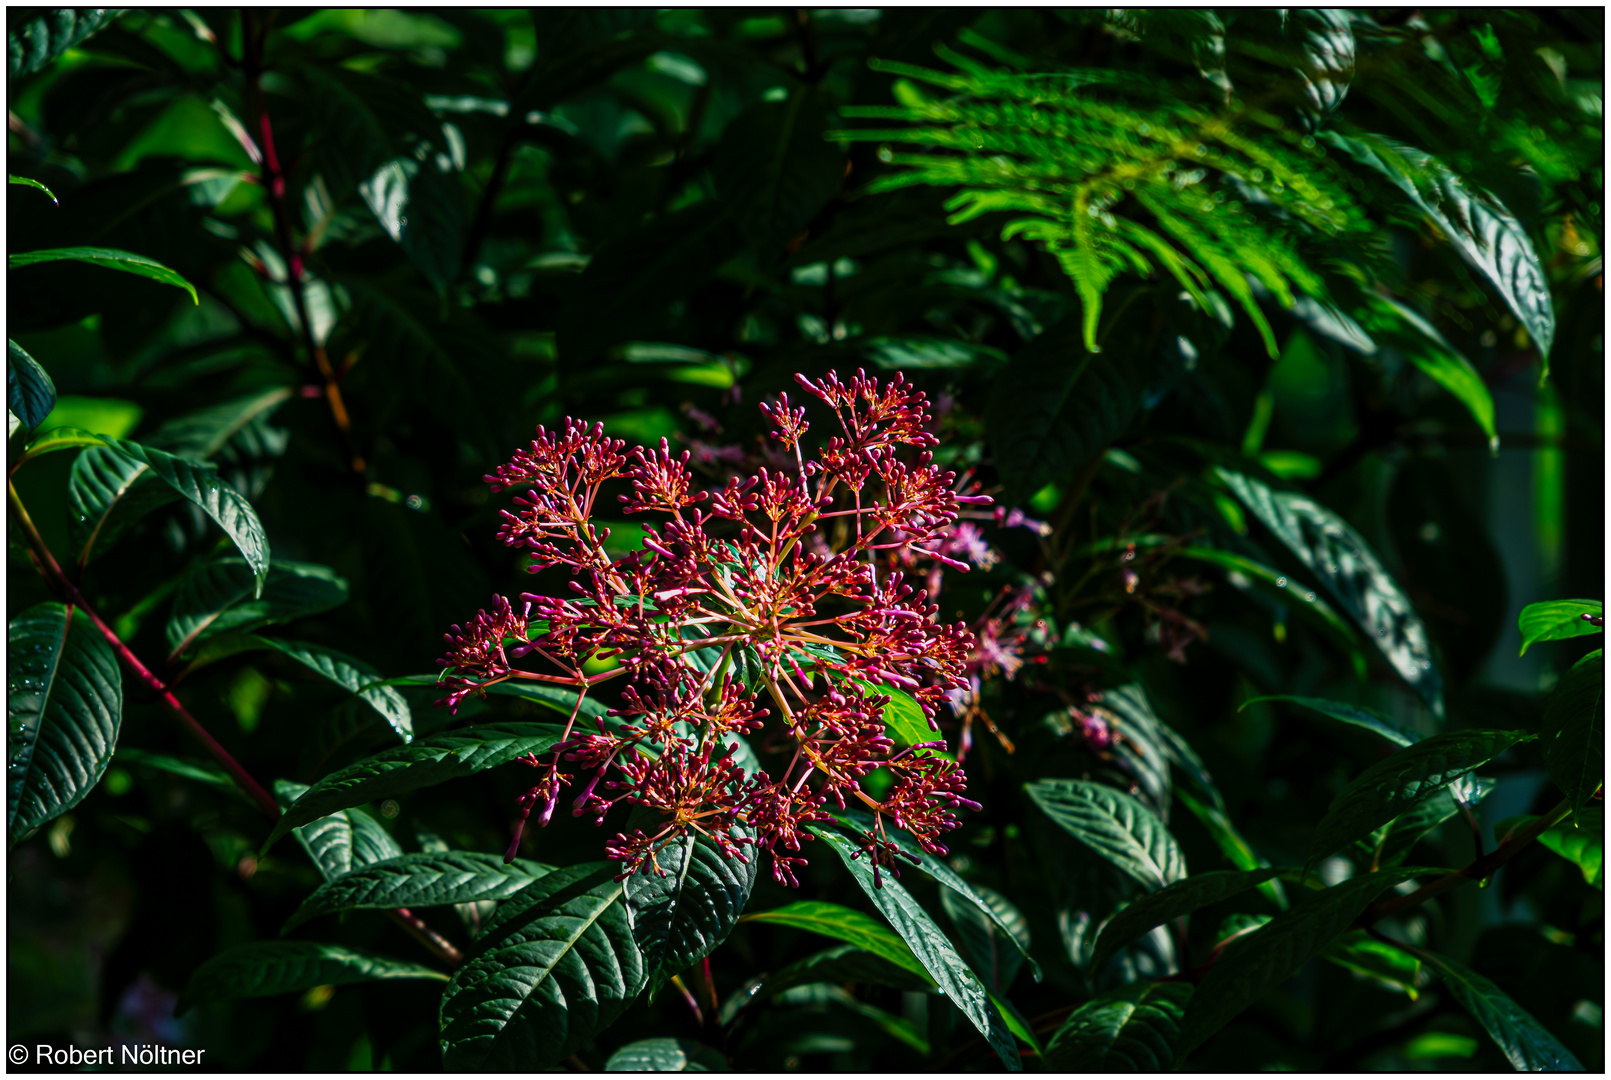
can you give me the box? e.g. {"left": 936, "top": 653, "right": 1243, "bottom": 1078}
{"left": 437, "top": 371, "right": 989, "bottom": 886}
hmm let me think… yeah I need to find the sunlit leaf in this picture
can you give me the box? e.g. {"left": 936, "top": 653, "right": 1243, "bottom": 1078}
{"left": 626, "top": 826, "right": 757, "bottom": 1001}
{"left": 1323, "top": 930, "right": 1421, "bottom": 997}
{"left": 1518, "top": 599, "right": 1603, "bottom": 655}
{"left": 10, "top": 246, "right": 198, "bottom": 304}
{"left": 604, "top": 1039, "right": 729, "bottom": 1072}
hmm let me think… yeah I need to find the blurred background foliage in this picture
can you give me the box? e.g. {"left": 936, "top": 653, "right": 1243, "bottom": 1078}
{"left": 6, "top": 6, "right": 1602, "bottom": 1071}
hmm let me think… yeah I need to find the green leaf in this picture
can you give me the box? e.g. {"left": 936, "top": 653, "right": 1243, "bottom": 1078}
{"left": 1174, "top": 867, "right": 1434, "bottom": 1059}
{"left": 847, "top": 678, "right": 934, "bottom": 747}
{"left": 175, "top": 941, "right": 445, "bottom": 1017}
{"left": 1307, "top": 729, "right": 1530, "bottom": 862}
{"left": 285, "top": 852, "right": 552, "bottom": 931}
{"left": 263, "top": 722, "right": 565, "bottom": 853}
{"left": 1542, "top": 650, "right": 1604, "bottom": 814}
{"left": 1520, "top": 600, "right": 1604, "bottom": 655}
{"left": 19, "top": 426, "right": 105, "bottom": 463}
{"left": 1174, "top": 789, "right": 1286, "bottom": 910}
{"left": 365, "top": 675, "right": 608, "bottom": 722}
{"left": 743, "top": 901, "right": 931, "bottom": 983}
{"left": 1535, "top": 807, "right": 1603, "bottom": 889}
{"left": 10, "top": 247, "right": 198, "bottom": 304}
{"left": 1415, "top": 948, "right": 1584, "bottom": 1071}
{"left": 9, "top": 174, "right": 57, "bottom": 202}
{"left": 8, "top": 9, "right": 125, "bottom": 78}
{"left": 1241, "top": 695, "right": 1419, "bottom": 747}
{"left": 1322, "top": 930, "right": 1421, "bottom": 997}
{"left": 1173, "top": 545, "right": 1363, "bottom": 659}
{"left": 713, "top": 88, "right": 844, "bottom": 250}
{"left": 143, "top": 386, "right": 295, "bottom": 461}
{"left": 117, "top": 748, "right": 233, "bottom": 791}
{"left": 1360, "top": 779, "right": 1496, "bottom": 868}
{"left": 1216, "top": 467, "right": 1442, "bottom": 713}
{"left": 718, "top": 944, "right": 934, "bottom": 1026}
{"left": 1044, "top": 981, "right": 1194, "bottom": 1071}
{"left": 1362, "top": 296, "right": 1497, "bottom": 448}
{"left": 68, "top": 445, "right": 182, "bottom": 564}
{"left": 1322, "top": 132, "right": 1554, "bottom": 360}
{"left": 8, "top": 340, "right": 56, "bottom": 433}
{"left": 1290, "top": 9, "right": 1354, "bottom": 117}
{"left": 254, "top": 638, "right": 411, "bottom": 742}
{"left": 166, "top": 559, "right": 349, "bottom": 660}
{"left": 439, "top": 862, "right": 645, "bottom": 1070}
{"left": 1025, "top": 778, "right": 1187, "bottom": 891}
{"left": 605, "top": 1039, "right": 728, "bottom": 1072}
{"left": 73, "top": 437, "right": 271, "bottom": 592}
{"left": 7, "top": 603, "right": 122, "bottom": 846}
{"left": 1088, "top": 868, "right": 1286, "bottom": 976}
{"left": 807, "top": 824, "right": 1022, "bottom": 1070}
{"left": 273, "top": 779, "right": 402, "bottom": 883}
{"left": 626, "top": 826, "right": 758, "bottom": 1000}
{"left": 939, "top": 881, "right": 1031, "bottom": 992}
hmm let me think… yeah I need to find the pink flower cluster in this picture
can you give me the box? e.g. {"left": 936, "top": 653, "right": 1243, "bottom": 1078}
{"left": 437, "top": 371, "right": 989, "bottom": 886}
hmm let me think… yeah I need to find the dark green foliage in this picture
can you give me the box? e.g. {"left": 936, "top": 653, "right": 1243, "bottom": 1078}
{"left": 5, "top": 7, "right": 1599, "bottom": 1073}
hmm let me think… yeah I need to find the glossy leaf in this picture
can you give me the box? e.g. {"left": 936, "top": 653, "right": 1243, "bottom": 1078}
{"left": 939, "top": 880, "right": 1031, "bottom": 991}
{"left": 1519, "top": 599, "right": 1604, "bottom": 655}
{"left": 255, "top": 638, "right": 411, "bottom": 742}
{"left": 8, "top": 9, "right": 125, "bottom": 77}
{"left": 263, "top": 722, "right": 565, "bottom": 852}
{"left": 1534, "top": 807, "right": 1603, "bottom": 889}
{"left": 273, "top": 779, "right": 401, "bottom": 883}
{"left": 1241, "top": 695, "right": 1419, "bottom": 747}
{"left": 807, "top": 824, "right": 1022, "bottom": 1070}
{"left": 1415, "top": 948, "right": 1584, "bottom": 1071}
{"left": 605, "top": 1038, "right": 728, "bottom": 1072}
{"left": 7, "top": 603, "right": 122, "bottom": 846}
{"left": 626, "top": 826, "right": 758, "bottom": 1000}
{"left": 166, "top": 559, "right": 349, "bottom": 660}
{"left": 118, "top": 748, "right": 233, "bottom": 791}
{"left": 1542, "top": 650, "right": 1604, "bottom": 814}
{"left": 9, "top": 174, "right": 57, "bottom": 202}
{"left": 439, "top": 862, "right": 645, "bottom": 1070}
{"left": 1323, "top": 930, "right": 1421, "bottom": 997}
{"left": 1361, "top": 778, "right": 1496, "bottom": 868}
{"left": 8, "top": 339, "right": 56, "bottom": 433}
{"left": 1217, "top": 467, "right": 1442, "bottom": 713}
{"left": 68, "top": 445, "right": 182, "bottom": 564}
{"left": 833, "top": 806, "right": 1043, "bottom": 983}
{"left": 713, "top": 88, "right": 844, "bottom": 250}
{"left": 1025, "top": 778, "right": 1186, "bottom": 891}
{"left": 848, "top": 678, "right": 934, "bottom": 745}
{"left": 743, "top": 901, "right": 930, "bottom": 983}
{"left": 1175, "top": 867, "right": 1434, "bottom": 1059}
{"left": 1308, "top": 729, "right": 1530, "bottom": 861}
{"left": 1291, "top": 9, "right": 1354, "bottom": 117}
{"left": 1322, "top": 132, "right": 1554, "bottom": 360}
{"left": 1044, "top": 981, "right": 1194, "bottom": 1071}
{"left": 719, "top": 944, "right": 934, "bottom": 1025}
{"left": 369, "top": 675, "right": 608, "bottom": 722}
{"left": 285, "top": 852, "right": 551, "bottom": 931}
{"left": 1088, "top": 868, "right": 1286, "bottom": 976}
{"left": 10, "top": 247, "right": 198, "bottom": 304}
{"left": 1362, "top": 296, "right": 1497, "bottom": 448}
{"left": 19, "top": 426, "right": 105, "bottom": 463}
{"left": 175, "top": 941, "right": 445, "bottom": 1017}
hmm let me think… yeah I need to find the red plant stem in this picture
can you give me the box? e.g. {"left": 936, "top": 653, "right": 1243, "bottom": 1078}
{"left": 8, "top": 480, "right": 464, "bottom": 969}
{"left": 240, "top": 10, "right": 365, "bottom": 476}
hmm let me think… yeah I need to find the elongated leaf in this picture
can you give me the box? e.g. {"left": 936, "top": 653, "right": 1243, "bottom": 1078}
{"left": 1308, "top": 729, "right": 1529, "bottom": 862}
{"left": 1088, "top": 868, "right": 1286, "bottom": 976}
{"left": 368, "top": 675, "right": 608, "bottom": 722}
{"left": 20, "top": 426, "right": 105, "bottom": 463}
{"left": 1044, "top": 981, "right": 1194, "bottom": 1071}
{"left": 1174, "top": 789, "right": 1286, "bottom": 909}
{"left": 743, "top": 901, "right": 930, "bottom": 982}
{"left": 807, "top": 824, "right": 1022, "bottom": 1070}
{"left": 1363, "top": 296, "right": 1497, "bottom": 448}
{"left": 834, "top": 805, "right": 1043, "bottom": 983}
{"left": 10, "top": 246, "right": 198, "bottom": 304}
{"left": 119, "top": 748, "right": 233, "bottom": 790}
{"left": 9, "top": 174, "right": 57, "bottom": 202}
{"left": 626, "top": 825, "right": 757, "bottom": 1000}
{"left": 264, "top": 722, "right": 565, "bottom": 852}
{"left": 719, "top": 943, "right": 935, "bottom": 1025}
{"left": 1174, "top": 544, "right": 1363, "bottom": 658}
{"left": 68, "top": 445, "right": 180, "bottom": 562}
{"left": 713, "top": 88, "right": 844, "bottom": 250}
{"left": 175, "top": 941, "right": 445, "bottom": 1016}
{"left": 1241, "top": 695, "right": 1418, "bottom": 747}
{"left": 1321, "top": 132, "right": 1553, "bottom": 360}
{"left": 605, "top": 1038, "right": 728, "bottom": 1072}
{"left": 273, "top": 779, "right": 401, "bottom": 883}
{"left": 1535, "top": 808, "right": 1603, "bottom": 889}
{"left": 1542, "top": 650, "right": 1603, "bottom": 814}
{"left": 939, "top": 881, "right": 1030, "bottom": 991}
{"left": 1360, "top": 778, "right": 1495, "bottom": 868}
{"left": 1290, "top": 8, "right": 1354, "bottom": 117}
{"left": 166, "top": 559, "right": 348, "bottom": 659}
{"left": 1520, "top": 600, "right": 1604, "bottom": 655}
{"left": 1217, "top": 467, "right": 1441, "bottom": 713}
{"left": 439, "top": 862, "right": 645, "bottom": 1070}
{"left": 1323, "top": 930, "right": 1421, "bottom": 997}
{"left": 7, "top": 603, "right": 122, "bottom": 846}
{"left": 286, "top": 852, "right": 551, "bottom": 931}
{"left": 1415, "top": 948, "right": 1584, "bottom": 1071}
{"left": 144, "top": 386, "right": 295, "bottom": 460}
{"left": 8, "top": 9, "right": 125, "bottom": 77}
{"left": 1175, "top": 867, "right": 1434, "bottom": 1059}
{"left": 255, "top": 638, "right": 411, "bottom": 742}
{"left": 8, "top": 340, "right": 56, "bottom": 432}
{"left": 1026, "top": 778, "right": 1186, "bottom": 891}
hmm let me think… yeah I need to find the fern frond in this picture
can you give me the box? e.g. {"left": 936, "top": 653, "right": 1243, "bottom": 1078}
{"left": 839, "top": 47, "right": 1373, "bottom": 354}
